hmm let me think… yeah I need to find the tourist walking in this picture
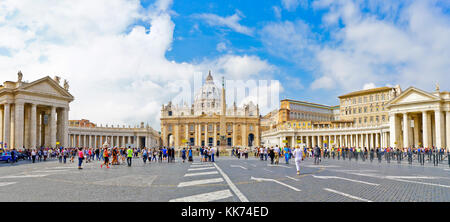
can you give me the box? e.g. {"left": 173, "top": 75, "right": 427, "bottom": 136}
{"left": 269, "top": 147, "right": 275, "bottom": 164}
{"left": 78, "top": 148, "right": 84, "bottom": 169}
{"left": 101, "top": 148, "right": 110, "bottom": 168}
{"left": 188, "top": 147, "right": 193, "bottom": 162}
{"left": 143, "top": 148, "right": 148, "bottom": 164}
{"left": 181, "top": 148, "right": 186, "bottom": 163}
{"left": 292, "top": 146, "right": 304, "bottom": 175}
{"left": 127, "top": 147, "right": 133, "bottom": 166}
{"left": 283, "top": 146, "right": 291, "bottom": 164}
{"left": 314, "top": 146, "right": 321, "bottom": 165}
{"left": 31, "top": 149, "right": 36, "bottom": 163}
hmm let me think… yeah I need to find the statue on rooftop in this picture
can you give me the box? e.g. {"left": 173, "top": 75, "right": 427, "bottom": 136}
{"left": 18, "top": 71, "right": 23, "bottom": 82}
{"left": 64, "top": 79, "right": 69, "bottom": 91}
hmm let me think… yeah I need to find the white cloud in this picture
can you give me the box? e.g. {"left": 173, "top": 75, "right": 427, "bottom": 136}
{"left": 312, "top": 0, "right": 450, "bottom": 91}
{"left": 260, "top": 20, "right": 318, "bottom": 69}
{"left": 0, "top": 0, "right": 274, "bottom": 130}
{"left": 273, "top": 6, "right": 282, "bottom": 19}
{"left": 193, "top": 10, "right": 254, "bottom": 36}
{"left": 216, "top": 42, "right": 227, "bottom": 52}
{"left": 203, "top": 54, "right": 276, "bottom": 80}
{"left": 363, "top": 83, "right": 376, "bottom": 90}
{"left": 281, "top": 0, "right": 308, "bottom": 11}
{"left": 264, "top": 0, "right": 450, "bottom": 93}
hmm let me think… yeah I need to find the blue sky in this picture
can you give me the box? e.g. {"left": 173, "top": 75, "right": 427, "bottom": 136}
{"left": 0, "top": 0, "right": 449, "bottom": 129}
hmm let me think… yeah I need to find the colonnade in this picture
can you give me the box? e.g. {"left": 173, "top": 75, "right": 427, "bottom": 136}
{"left": 0, "top": 102, "right": 69, "bottom": 149}
{"left": 279, "top": 131, "right": 390, "bottom": 149}
{"left": 390, "top": 110, "right": 450, "bottom": 149}
{"left": 68, "top": 133, "right": 157, "bottom": 148}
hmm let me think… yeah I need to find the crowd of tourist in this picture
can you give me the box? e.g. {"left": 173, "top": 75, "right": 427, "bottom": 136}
{"left": 231, "top": 145, "right": 449, "bottom": 167}
{"left": 1, "top": 144, "right": 449, "bottom": 173}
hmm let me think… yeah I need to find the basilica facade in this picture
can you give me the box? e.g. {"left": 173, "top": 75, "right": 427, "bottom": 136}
{"left": 160, "top": 72, "right": 261, "bottom": 148}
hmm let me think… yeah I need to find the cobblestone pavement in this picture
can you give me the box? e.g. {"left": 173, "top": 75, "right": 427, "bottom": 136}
{"left": 0, "top": 155, "right": 449, "bottom": 202}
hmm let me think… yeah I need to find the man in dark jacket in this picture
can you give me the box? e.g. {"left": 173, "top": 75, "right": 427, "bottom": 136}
{"left": 314, "top": 146, "right": 321, "bottom": 165}
{"left": 11, "top": 149, "right": 16, "bottom": 164}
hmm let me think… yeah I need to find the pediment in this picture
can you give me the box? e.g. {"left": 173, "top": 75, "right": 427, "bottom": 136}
{"left": 19, "top": 76, "right": 74, "bottom": 100}
{"left": 388, "top": 87, "right": 439, "bottom": 106}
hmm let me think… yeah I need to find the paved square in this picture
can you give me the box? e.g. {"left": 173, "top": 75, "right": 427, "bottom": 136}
{"left": 0, "top": 156, "right": 449, "bottom": 202}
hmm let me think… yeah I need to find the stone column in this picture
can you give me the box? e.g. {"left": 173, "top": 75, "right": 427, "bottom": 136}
{"left": 197, "top": 124, "right": 201, "bottom": 146}
{"left": 422, "top": 111, "right": 430, "bottom": 148}
{"left": 242, "top": 124, "right": 247, "bottom": 147}
{"left": 204, "top": 123, "right": 208, "bottom": 146}
{"left": 14, "top": 102, "right": 24, "bottom": 149}
{"left": 136, "top": 135, "right": 140, "bottom": 149}
{"left": 375, "top": 133, "right": 379, "bottom": 148}
{"left": 174, "top": 124, "right": 179, "bottom": 147}
{"left": 0, "top": 106, "right": 2, "bottom": 146}
{"left": 446, "top": 111, "right": 450, "bottom": 150}
{"left": 403, "top": 113, "right": 410, "bottom": 148}
{"left": 291, "top": 135, "right": 295, "bottom": 147}
{"left": 62, "top": 108, "right": 69, "bottom": 148}
{"left": 389, "top": 114, "right": 398, "bottom": 148}
{"left": 413, "top": 115, "right": 420, "bottom": 147}
{"left": 185, "top": 124, "right": 189, "bottom": 146}
{"left": 349, "top": 134, "right": 353, "bottom": 147}
{"left": 3, "top": 103, "right": 10, "bottom": 149}
{"left": 232, "top": 124, "right": 237, "bottom": 146}
{"left": 49, "top": 106, "right": 57, "bottom": 148}
{"left": 255, "top": 125, "right": 260, "bottom": 147}
{"left": 30, "top": 104, "right": 37, "bottom": 149}
{"left": 213, "top": 124, "right": 217, "bottom": 146}
{"left": 435, "top": 109, "right": 445, "bottom": 148}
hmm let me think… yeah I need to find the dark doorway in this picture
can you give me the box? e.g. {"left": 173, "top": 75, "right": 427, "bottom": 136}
{"left": 248, "top": 134, "right": 255, "bottom": 147}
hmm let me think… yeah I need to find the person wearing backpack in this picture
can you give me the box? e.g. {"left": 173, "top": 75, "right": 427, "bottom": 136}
{"left": 314, "top": 146, "right": 321, "bottom": 165}
{"left": 143, "top": 148, "right": 148, "bottom": 164}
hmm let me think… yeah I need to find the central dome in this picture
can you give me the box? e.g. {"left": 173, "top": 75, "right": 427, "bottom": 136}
{"left": 194, "top": 71, "right": 222, "bottom": 113}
